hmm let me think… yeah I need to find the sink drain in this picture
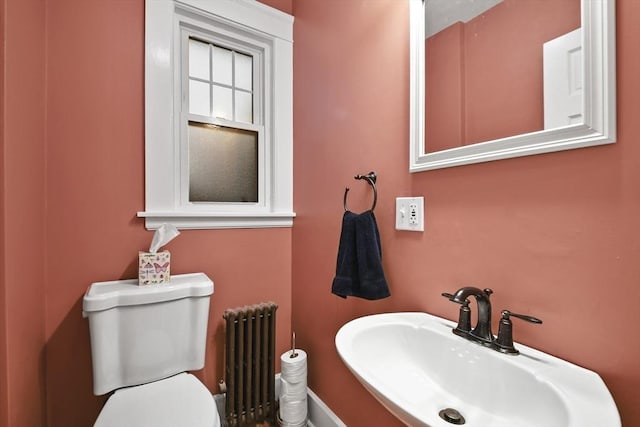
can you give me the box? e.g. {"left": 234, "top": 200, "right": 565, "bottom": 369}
{"left": 438, "top": 408, "right": 466, "bottom": 425}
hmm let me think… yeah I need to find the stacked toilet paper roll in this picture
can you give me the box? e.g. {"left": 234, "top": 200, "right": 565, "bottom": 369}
{"left": 279, "top": 349, "right": 307, "bottom": 427}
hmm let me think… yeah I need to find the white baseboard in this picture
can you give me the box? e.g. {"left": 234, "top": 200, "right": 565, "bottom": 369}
{"left": 214, "top": 374, "right": 345, "bottom": 427}
{"left": 306, "top": 387, "right": 346, "bottom": 427}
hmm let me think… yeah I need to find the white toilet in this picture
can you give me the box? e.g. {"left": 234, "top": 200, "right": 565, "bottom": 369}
{"left": 82, "top": 272, "right": 221, "bottom": 427}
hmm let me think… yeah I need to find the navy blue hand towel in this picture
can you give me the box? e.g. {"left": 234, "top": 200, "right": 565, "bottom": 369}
{"left": 331, "top": 210, "right": 390, "bottom": 300}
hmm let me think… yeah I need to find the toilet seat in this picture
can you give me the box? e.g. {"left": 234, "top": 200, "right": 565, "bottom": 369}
{"left": 94, "top": 373, "right": 221, "bottom": 427}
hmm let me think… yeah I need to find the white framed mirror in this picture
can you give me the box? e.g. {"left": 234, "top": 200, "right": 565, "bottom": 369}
{"left": 409, "top": 0, "right": 616, "bottom": 172}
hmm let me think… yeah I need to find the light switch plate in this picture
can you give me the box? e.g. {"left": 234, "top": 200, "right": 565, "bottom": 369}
{"left": 395, "top": 197, "right": 424, "bottom": 231}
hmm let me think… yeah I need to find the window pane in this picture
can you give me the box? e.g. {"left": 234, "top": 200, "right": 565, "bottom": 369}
{"left": 212, "top": 85, "right": 233, "bottom": 120}
{"left": 235, "top": 91, "right": 253, "bottom": 124}
{"left": 189, "top": 39, "right": 210, "bottom": 80}
{"left": 212, "top": 46, "right": 232, "bottom": 86}
{"left": 188, "top": 122, "right": 258, "bottom": 203}
{"left": 189, "top": 80, "right": 210, "bottom": 116}
{"left": 235, "top": 52, "right": 253, "bottom": 91}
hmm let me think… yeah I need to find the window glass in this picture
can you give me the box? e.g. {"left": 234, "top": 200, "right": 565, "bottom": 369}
{"left": 235, "top": 52, "right": 253, "bottom": 91}
{"left": 189, "top": 39, "right": 254, "bottom": 123}
{"left": 212, "top": 46, "right": 233, "bottom": 86}
{"left": 189, "top": 39, "right": 210, "bottom": 80}
{"left": 189, "top": 80, "right": 210, "bottom": 116}
{"left": 211, "top": 86, "right": 233, "bottom": 120}
{"left": 188, "top": 122, "right": 258, "bottom": 203}
{"left": 235, "top": 91, "right": 253, "bottom": 123}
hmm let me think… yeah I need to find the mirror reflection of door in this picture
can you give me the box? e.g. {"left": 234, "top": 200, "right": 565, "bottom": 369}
{"left": 424, "top": 0, "right": 581, "bottom": 153}
{"left": 543, "top": 28, "right": 583, "bottom": 129}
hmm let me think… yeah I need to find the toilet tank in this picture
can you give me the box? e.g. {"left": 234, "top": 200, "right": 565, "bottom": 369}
{"left": 82, "top": 273, "right": 213, "bottom": 395}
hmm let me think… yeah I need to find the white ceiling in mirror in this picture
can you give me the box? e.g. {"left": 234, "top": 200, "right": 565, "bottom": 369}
{"left": 409, "top": 0, "right": 616, "bottom": 172}
{"left": 425, "top": 0, "right": 503, "bottom": 37}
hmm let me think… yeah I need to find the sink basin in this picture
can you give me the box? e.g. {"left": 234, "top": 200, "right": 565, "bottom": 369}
{"left": 335, "top": 312, "right": 620, "bottom": 427}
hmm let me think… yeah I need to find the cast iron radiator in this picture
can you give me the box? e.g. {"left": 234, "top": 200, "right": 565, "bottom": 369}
{"left": 222, "top": 302, "right": 278, "bottom": 427}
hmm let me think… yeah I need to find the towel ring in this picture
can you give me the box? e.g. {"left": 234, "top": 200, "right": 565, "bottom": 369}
{"left": 343, "top": 171, "right": 377, "bottom": 212}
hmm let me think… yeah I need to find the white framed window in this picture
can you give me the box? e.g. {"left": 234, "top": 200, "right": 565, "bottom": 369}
{"left": 140, "top": 0, "right": 294, "bottom": 229}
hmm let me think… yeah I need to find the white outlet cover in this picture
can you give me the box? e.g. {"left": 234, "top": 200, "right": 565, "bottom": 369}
{"left": 396, "top": 197, "right": 424, "bottom": 231}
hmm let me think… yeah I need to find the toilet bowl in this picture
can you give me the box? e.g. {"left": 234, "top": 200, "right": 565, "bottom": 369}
{"left": 83, "top": 273, "right": 220, "bottom": 427}
{"left": 94, "top": 373, "right": 220, "bottom": 427}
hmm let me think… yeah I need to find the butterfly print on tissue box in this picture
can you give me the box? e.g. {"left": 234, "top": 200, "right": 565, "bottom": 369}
{"left": 138, "top": 251, "right": 171, "bottom": 285}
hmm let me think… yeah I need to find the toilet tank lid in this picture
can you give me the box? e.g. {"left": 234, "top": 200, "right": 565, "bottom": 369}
{"left": 83, "top": 272, "right": 213, "bottom": 314}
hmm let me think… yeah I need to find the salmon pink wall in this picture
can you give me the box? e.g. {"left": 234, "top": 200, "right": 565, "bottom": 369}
{"left": 292, "top": 1, "right": 412, "bottom": 425}
{"left": 0, "top": 0, "right": 6, "bottom": 421}
{"left": 1, "top": 0, "right": 47, "bottom": 426}
{"left": 259, "top": 0, "right": 292, "bottom": 15}
{"left": 292, "top": 0, "right": 640, "bottom": 426}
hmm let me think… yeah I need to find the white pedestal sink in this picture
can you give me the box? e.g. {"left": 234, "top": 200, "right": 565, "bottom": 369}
{"left": 335, "top": 312, "right": 620, "bottom": 427}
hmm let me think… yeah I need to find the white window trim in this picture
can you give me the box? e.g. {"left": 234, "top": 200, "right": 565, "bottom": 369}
{"left": 140, "top": 0, "right": 294, "bottom": 230}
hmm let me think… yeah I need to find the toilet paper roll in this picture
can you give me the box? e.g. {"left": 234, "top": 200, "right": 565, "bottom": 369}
{"left": 280, "top": 349, "right": 307, "bottom": 383}
{"left": 279, "top": 396, "right": 308, "bottom": 424}
{"left": 280, "top": 376, "right": 307, "bottom": 399}
{"left": 280, "top": 392, "right": 308, "bottom": 405}
{"left": 279, "top": 421, "right": 307, "bottom": 427}
{"left": 277, "top": 413, "right": 308, "bottom": 427}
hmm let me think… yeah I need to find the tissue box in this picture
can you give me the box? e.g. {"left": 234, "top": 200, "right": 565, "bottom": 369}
{"left": 138, "top": 251, "right": 170, "bottom": 285}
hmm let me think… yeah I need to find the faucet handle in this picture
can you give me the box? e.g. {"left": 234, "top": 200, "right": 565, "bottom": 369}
{"left": 454, "top": 299, "right": 472, "bottom": 334}
{"left": 503, "top": 310, "right": 542, "bottom": 324}
{"left": 441, "top": 292, "right": 456, "bottom": 301}
{"left": 441, "top": 292, "right": 472, "bottom": 335}
{"left": 442, "top": 292, "right": 468, "bottom": 303}
{"left": 494, "top": 310, "right": 542, "bottom": 355}
{"left": 441, "top": 292, "right": 453, "bottom": 299}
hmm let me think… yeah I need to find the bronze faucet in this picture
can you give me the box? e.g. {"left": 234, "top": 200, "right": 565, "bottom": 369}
{"left": 442, "top": 287, "right": 542, "bottom": 355}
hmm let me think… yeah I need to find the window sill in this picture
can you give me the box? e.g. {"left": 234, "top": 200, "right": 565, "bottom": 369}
{"left": 137, "top": 211, "right": 295, "bottom": 230}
